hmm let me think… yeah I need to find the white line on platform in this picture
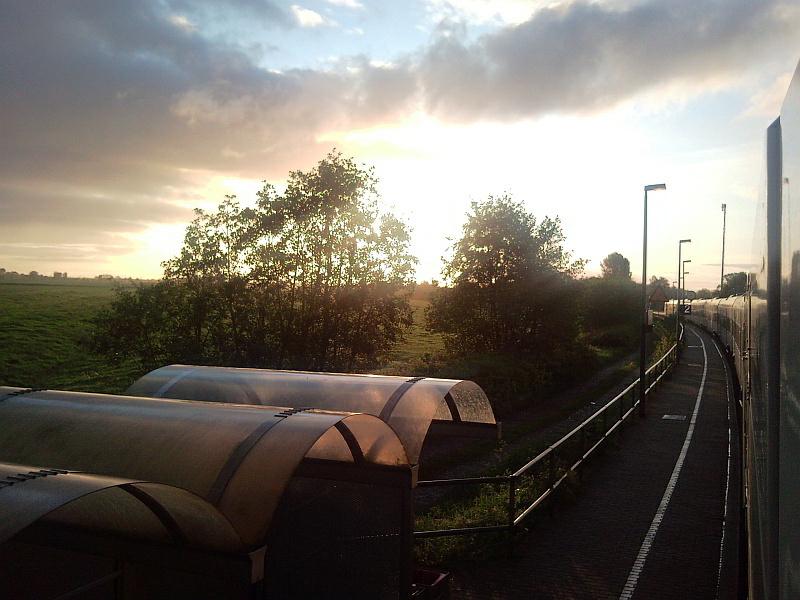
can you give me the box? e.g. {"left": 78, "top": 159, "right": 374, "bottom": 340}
{"left": 619, "top": 327, "right": 708, "bottom": 600}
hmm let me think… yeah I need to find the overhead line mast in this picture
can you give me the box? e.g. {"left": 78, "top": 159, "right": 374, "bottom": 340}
{"left": 720, "top": 203, "right": 726, "bottom": 293}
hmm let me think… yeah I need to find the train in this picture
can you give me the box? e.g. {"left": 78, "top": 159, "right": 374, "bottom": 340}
{"left": 684, "top": 58, "right": 800, "bottom": 599}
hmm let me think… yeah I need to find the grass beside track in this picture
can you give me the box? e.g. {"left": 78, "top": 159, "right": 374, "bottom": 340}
{"left": 413, "top": 355, "right": 645, "bottom": 564}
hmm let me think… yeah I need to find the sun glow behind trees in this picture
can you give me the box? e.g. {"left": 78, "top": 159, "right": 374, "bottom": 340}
{"left": 89, "top": 152, "right": 416, "bottom": 372}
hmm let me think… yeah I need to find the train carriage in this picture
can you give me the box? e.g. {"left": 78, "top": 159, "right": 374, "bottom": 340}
{"left": 683, "top": 56, "right": 800, "bottom": 599}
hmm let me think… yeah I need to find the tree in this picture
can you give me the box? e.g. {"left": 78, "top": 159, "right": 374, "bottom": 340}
{"left": 716, "top": 272, "right": 747, "bottom": 296}
{"left": 648, "top": 275, "right": 674, "bottom": 299}
{"left": 582, "top": 277, "right": 639, "bottom": 328}
{"left": 88, "top": 151, "right": 416, "bottom": 373}
{"left": 696, "top": 288, "right": 714, "bottom": 299}
{"left": 426, "top": 194, "right": 585, "bottom": 356}
{"left": 246, "top": 151, "right": 415, "bottom": 370}
{"left": 601, "top": 252, "right": 631, "bottom": 280}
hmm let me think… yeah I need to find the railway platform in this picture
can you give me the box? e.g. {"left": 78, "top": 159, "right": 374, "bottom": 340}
{"left": 445, "top": 325, "right": 741, "bottom": 599}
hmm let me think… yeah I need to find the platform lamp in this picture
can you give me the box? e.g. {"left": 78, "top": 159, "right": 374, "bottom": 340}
{"left": 640, "top": 183, "right": 666, "bottom": 418}
{"left": 676, "top": 239, "right": 691, "bottom": 346}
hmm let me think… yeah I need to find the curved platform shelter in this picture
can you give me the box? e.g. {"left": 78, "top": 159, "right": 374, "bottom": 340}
{"left": 0, "top": 386, "right": 413, "bottom": 600}
{"left": 126, "top": 365, "right": 499, "bottom": 465}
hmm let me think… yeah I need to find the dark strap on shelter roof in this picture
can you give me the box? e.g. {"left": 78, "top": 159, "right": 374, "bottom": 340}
{"left": 120, "top": 483, "right": 189, "bottom": 545}
{"left": 154, "top": 369, "right": 197, "bottom": 398}
{"left": 0, "top": 468, "right": 142, "bottom": 545}
{"left": 378, "top": 377, "right": 424, "bottom": 422}
{"left": 443, "top": 392, "right": 462, "bottom": 423}
{"left": 206, "top": 409, "right": 308, "bottom": 506}
{"left": 154, "top": 368, "right": 261, "bottom": 404}
{"left": 334, "top": 421, "right": 364, "bottom": 463}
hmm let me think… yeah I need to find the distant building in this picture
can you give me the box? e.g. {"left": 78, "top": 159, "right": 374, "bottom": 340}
{"left": 54, "top": 272, "right": 62, "bottom": 278}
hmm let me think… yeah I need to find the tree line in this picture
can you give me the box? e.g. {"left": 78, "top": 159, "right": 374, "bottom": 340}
{"left": 88, "top": 152, "right": 739, "bottom": 402}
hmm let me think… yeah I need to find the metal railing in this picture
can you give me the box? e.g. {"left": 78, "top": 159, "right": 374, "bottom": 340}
{"left": 414, "top": 326, "right": 683, "bottom": 550}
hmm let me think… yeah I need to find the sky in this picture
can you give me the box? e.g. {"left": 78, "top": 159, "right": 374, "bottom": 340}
{"left": 2, "top": 1, "right": 800, "bottom": 291}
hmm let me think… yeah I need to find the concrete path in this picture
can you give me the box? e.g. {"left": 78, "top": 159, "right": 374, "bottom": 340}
{"left": 445, "top": 325, "right": 740, "bottom": 599}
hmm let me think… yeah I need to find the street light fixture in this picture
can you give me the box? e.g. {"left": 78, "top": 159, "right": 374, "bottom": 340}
{"left": 676, "top": 239, "right": 691, "bottom": 345}
{"left": 640, "top": 183, "right": 666, "bottom": 418}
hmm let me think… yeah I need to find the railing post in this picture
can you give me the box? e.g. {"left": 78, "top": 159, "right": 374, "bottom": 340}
{"left": 508, "top": 475, "right": 516, "bottom": 558}
{"left": 548, "top": 451, "right": 556, "bottom": 517}
{"left": 620, "top": 391, "right": 625, "bottom": 423}
{"left": 580, "top": 426, "right": 586, "bottom": 455}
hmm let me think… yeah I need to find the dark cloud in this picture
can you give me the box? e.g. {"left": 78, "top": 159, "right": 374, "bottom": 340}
{"left": 0, "top": 186, "right": 189, "bottom": 233}
{"left": 0, "top": 243, "right": 132, "bottom": 263}
{"left": 418, "top": 0, "right": 800, "bottom": 121}
{"left": 1, "top": 0, "right": 798, "bottom": 271}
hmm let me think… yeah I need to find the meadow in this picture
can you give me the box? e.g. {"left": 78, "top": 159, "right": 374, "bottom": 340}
{"left": 1, "top": 280, "right": 641, "bottom": 412}
{"left": 0, "top": 281, "right": 447, "bottom": 395}
{"left": 0, "top": 280, "right": 142, "bottom": 394}
{"left": 378, "top": 299, "right": 445, "bottom": 374}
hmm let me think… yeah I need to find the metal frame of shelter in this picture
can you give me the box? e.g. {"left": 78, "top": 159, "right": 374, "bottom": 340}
{"left": 0, "top": 387, "right": 414, "bottom": 599}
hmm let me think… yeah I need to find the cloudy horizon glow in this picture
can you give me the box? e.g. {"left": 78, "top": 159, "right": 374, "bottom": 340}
{"left": 2, "top": 0, "right": 800, "bottom": 290}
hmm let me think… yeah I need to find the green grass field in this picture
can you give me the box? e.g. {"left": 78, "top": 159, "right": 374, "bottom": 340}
{"left": 0, "top": 281, "right": 142, "bottom": 394}
{"left": 377, "top": 299, "right": 445, "bottom": 375}
{"left": 0, "top": 282, "right": 445, "bottom": 395}
{"left": 0, "top": 281, "right": 639, "bottom": 412}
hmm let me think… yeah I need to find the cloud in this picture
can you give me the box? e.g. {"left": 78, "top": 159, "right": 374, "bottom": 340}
{"left": 325, "top": 0, "right": 364, "bottom": 8}
{"left": 422, "top": 0, "right": 547, "bottom": 25}
{"left": 740, "top": 70, "right": 795, "bottom": 118}
{"left": 2, "top": 0, "right": 799, "bottom": 272}
{"left": 417, "top": 0, "right": 800, "bottom": 121}
{"left": 291, "top": 5, "right": 330, "bottom": 27}
{"left": 0, "top": 243, "right": 132, "bottom": 264}
{"left": 0, "top": 185, "right": 190, "bottom": 236}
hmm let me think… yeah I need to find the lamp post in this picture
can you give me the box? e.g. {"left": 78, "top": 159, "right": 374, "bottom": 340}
{"left": 640, "top": 183, "right": 666, "bottom": 417}
{"left": 682, "top": 260, "right": 691, "bottom": 291}
{"left": 676, "top": 239, "right": 691, "bottom": 345}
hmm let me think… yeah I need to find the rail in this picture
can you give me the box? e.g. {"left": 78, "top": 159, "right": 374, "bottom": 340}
{"left": 414, "top": 325, "right": 684, "bottom": 551}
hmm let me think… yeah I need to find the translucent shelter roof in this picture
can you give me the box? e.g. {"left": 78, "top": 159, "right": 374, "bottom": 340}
{"left": 0, "top": 386, "right": 408, "bottom": 552}
{"left": 126, "top": 365, "right": 497, "bottom": 464}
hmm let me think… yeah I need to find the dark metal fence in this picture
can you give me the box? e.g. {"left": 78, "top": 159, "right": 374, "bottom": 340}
{"left": 414, "top": 329, "right": 682, "bottom": 549}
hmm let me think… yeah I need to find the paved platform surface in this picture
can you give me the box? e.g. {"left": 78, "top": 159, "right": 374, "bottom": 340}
{"left": 445, "top": 325, "right": 740, "bottom": 600}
